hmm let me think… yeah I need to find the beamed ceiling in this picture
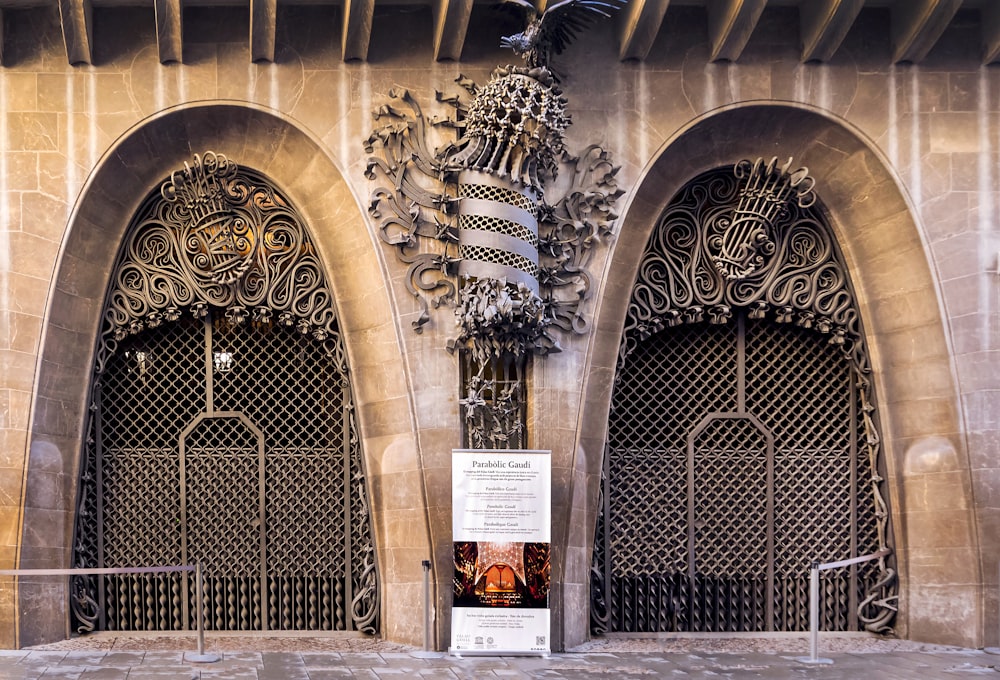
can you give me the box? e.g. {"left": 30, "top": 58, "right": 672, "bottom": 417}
{"left": 0, "top": 0, "right": 997, "bottom": 67}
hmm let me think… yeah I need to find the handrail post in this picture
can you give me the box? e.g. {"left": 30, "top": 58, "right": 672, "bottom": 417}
{"left": 0, "top": 563, "right": 218, "bottom": 662}
{"left": 422, "top": 559, "right": 432, "bottom": 651}
{"left": 809, "top": 562, "right": 819, "bottom": 662}
{"left": 796, "top": 549, "right": 890, "bottom": 665}
{"left": 185, "top": 562, "right": 220, "bottom": 663}
{"left": 797, "top": 561, "right": 832, "bottom": 664}
{"left": 411, "top": 559, "right": 440, "bottom": 658}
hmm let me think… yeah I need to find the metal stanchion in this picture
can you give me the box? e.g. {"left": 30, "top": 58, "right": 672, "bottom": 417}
{"left": 795, "top": 549, "right": 890, "bottom": 665}
{"left": 0, "top": 564, "right": 217, "bottom": 662}
{"left": 412, "top": 559, "right": 440, "bottom": 658}
{"left": 985, "top": 560, "right": 1000, "bottom": 654}
{"left": 800, "top": 563, "right": 832, "bottom": 664}
{"left": 423, "top": 559, "right": 432, "bottom": 651}
{"left": 184, "top": 563, "right": 220, "bottom": 663}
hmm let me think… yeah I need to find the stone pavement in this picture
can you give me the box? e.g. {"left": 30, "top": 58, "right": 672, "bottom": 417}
{"left": 1, "top": 634, "right": 998, "bottom": 679}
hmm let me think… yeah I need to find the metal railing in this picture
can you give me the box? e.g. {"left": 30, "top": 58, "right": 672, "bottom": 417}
{"left": 0, "top": 563, "right": 219, "bottom": 662}
{"left": 797, "top": 548, "right": 892, "bottom": 665}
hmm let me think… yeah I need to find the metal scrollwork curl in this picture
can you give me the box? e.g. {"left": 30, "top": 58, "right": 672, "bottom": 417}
{"left": 365, "top": 78, "right": 622, "bottom": 348}
{"left": 96, "top": 153, "right": 344, "bottom": 374}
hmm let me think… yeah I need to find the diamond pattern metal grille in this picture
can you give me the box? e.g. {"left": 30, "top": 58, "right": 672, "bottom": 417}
{"left": 459, "top": 213, "right": 539, "bottom": 248}
{"left": 601, "top": 314, "right": 877, "bottom": 632}
{"left": 459, "top": 182, "right": 536, "bottom": 212}
{"left": 73, "top": 314, "right": 376, "bottom": 633}
{"left": 459, "top": 244, "right": 539, "bottom": 277}
{"left": 593, "top": 164, "right": 896, "bottom": 636}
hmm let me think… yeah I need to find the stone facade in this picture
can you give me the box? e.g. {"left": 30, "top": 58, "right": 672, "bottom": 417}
{"left": 0, "top": 3, "right": 998, "bottom": 652}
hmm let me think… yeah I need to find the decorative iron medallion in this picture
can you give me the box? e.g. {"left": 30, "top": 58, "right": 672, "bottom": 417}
{"left": 160, "top": 153, "right": 254, "bottom": 286}
{"left": 711, "top": 157, "right": 816, "bottom": 281}
{"left": 97, "top": 152, "right": 340, "bottom": 374}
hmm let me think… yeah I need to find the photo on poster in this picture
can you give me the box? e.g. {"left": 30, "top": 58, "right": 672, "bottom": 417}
{"left": 453, "top": 541, "right": 550, "bottom": 609}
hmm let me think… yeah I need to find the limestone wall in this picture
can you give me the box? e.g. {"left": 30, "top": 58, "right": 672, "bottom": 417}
{"left": 0, "top": 5, "right": 997, "bottom": 650}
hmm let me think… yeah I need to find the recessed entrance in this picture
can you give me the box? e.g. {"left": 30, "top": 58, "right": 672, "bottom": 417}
{"left": 591, "top": 164, "right": 896, "bottom": 634}
{"left": 70, "top": 154, "right": 379, "bottom": 633}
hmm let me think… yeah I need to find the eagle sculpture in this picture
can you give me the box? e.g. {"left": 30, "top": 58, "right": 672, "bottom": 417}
{"left": 500, "top": 0, "right": 625, "bottom": 69}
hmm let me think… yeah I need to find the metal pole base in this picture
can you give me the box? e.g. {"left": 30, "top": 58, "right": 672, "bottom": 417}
{"left": 794, "top": 656, "right": 833, "bottom": 665}
{"left": 411, "top": 651, "right": 445, "bottom": 659}
{"left": 184, "top": 652, "right": 221, "bottom": 663}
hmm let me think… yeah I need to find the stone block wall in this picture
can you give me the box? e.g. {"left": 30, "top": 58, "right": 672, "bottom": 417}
{"left": 0, "top": 4, "right": 997, "bottom": 650}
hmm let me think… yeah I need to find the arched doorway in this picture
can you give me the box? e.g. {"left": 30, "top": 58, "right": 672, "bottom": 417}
{"left": 69, "top": 153, "right": 379, "bottom": 633}
{"left": 591, "top": 163, "right": 896, "bottom": 633}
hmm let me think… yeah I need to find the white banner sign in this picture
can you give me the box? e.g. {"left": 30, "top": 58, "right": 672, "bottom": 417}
{"left": 451, "top": 449, "right": 551, "bottom": 655}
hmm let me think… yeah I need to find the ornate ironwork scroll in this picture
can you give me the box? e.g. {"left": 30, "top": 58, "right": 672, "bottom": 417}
{"left": 96, "top": 152, "right": 342, "bottom": 375}
{"left": 366, "top": 72, "right": 621, "bottom": 446}
{"left": 591, "top": 163, "right": 897, "bottom": 635}
{"left": 365, "top": 79, "right": 621, "bottom": 350}
{"left": 71, "top": 153, "right": 379, "bottom": 634}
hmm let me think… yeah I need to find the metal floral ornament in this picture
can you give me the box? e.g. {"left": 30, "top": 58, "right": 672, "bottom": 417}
{"left": 365, "top": 79, "right": 623, "bottom": 360}
{"left": 452, "top": 278, "right": 552, "bottom": 364}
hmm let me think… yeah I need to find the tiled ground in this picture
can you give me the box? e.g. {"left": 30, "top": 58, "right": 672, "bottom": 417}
{"left": 0, "top": 635, "right": 998, "bottom": 679}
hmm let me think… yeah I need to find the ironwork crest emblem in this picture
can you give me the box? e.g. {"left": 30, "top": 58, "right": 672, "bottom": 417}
{"left": 96, "top": 152, "right": 342, "bottom": 374}
{"left": 161, "top": 152, "right": 254, "bottom": 286}
{"left": 365, "top": 73, "right": 622, "bottom": 363}
{"left": 711, "top": 157, "right": 816, "bottom": 281}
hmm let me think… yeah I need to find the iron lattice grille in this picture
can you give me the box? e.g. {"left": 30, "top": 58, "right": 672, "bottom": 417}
{"left": 73, "top": 315, "right": 373, "bottom": 633}
{"left": 460, "top": 351, "right": 528, "bottom": 450}
{"left": 602, "top": 316, "right": 879, "bottom": 633}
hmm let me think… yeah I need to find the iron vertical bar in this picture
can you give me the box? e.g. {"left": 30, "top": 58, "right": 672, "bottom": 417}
{"left": 737, "top": 313, "right": 746, "bottom": 413}
{"left": 848, "top": 367, "right": 859, "bottom": 631}
{"left": 342, "top": 381, "right": 354, "bottom": 630}
{"left": 686, "top": 432, "right": 697, "bottom": 631}
{"left": 205, "top": 316, "right": 214, "bottom": 415}
{"left": 809, "top": 563, "right": 819, "bottom": 662}
{"left": 258, "top": 419, "right": 268, "bottom": 632}
{"left": 765, "top": 433, "right": 775, "bottom": 631}
{"left": 602, "top": 441, "right": 612, "bottom": 631}
{"left": 179, "top": 419, "right": 190, "bottom": 631}
{"left": 94, "top": 381, "right": 108, "bottom": 630}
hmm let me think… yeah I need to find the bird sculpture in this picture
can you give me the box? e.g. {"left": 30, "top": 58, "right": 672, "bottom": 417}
{"left": 499, "top": 0, "right": 625, "bottom": 70}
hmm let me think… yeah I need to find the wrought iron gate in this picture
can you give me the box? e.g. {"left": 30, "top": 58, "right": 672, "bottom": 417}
{"left": 590, "top": 162, "right": 897, "bottom": 635}
{"left": 71, "top": 152, "right": 378, "bottom": 633}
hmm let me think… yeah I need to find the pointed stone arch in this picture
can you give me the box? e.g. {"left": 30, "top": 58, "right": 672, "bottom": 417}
{"left": 16, "top": 103, "right": 425, "bottom": 647}
{"left": 576, "top": 103, "right": 980, "bottom": 647}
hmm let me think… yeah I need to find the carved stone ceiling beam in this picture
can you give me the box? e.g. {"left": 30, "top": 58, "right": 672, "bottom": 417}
{"left": 618, "top": 0, "right": 670, "bottom": 61}
{"left": 154, "top": 0, "right": 182, "bottom": 63}
{"left": 251, "top": 0, "right": 277, "bottom": 62}
{"left": 707, "top": 0, "right": 767, "bottom": 62}
{"left": 983, "top": 0, "right": 1000, "bottom": 64}
{"left": 342, "top": 0, "right": 374, "bottom": 61}
{"left": 799, "top": 0, "right": 864, "bottom": 63}
{"left": 433, "top": 0, "right": 473, "bottom": 61}
{"left": 891, "top": 0, "right": 962, "bottom": 63}
{"left": 58, "top": 0, "right": 93, "bottom": 65}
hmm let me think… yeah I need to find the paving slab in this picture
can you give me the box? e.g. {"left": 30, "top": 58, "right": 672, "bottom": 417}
{"left": 2, "top": 634, "right": 998, "bottom": 680}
